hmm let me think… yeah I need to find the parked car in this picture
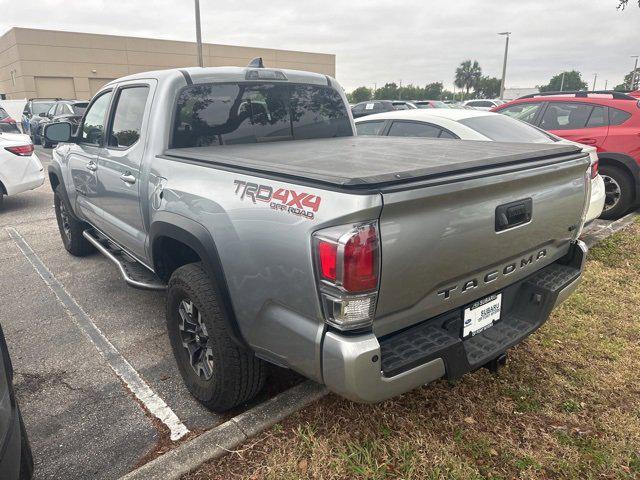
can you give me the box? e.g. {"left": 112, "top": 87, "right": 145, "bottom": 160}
{"left": 413, "top": 100, "right": 450, "bottom": 109}
{"left": 464, "top": 99, "right": 505, "bottom": 110}
{"left": 354, "top": 109, "right": 605, "bottom": 223}
{"left": 37, "top": 100, "right": 88, "bottom": 147}
{"left": 0, "top": 323, "right": 34, "bottom": 479}
{"left": 0, "top": 107, "right": 20, "bottom": 133}
{"left": 351, "top": 100, "right": 416, "bottom": 118}
{"left": 0, "top": 132, "right": 44, "bottom": 207}
{"left": 45, "top": 64, "right": 588, "bottom": 411}
{"left": 21, "top": 98, "right": 58, "bottom": 137}
{"left": 493, "top": 91, "right": 640, "bottom": 219}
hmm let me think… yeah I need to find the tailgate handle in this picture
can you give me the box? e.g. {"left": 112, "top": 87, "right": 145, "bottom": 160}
{"left": 495, "top": 198, "right": 532, "bottom": 232}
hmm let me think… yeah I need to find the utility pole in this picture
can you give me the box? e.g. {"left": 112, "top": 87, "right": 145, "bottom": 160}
{"left": 498, "top": 32, "right": 511, "bottom": 100}
{"left": 398, "top": 79, "right": 402, "bottom": 99}
{"left": 604, "top": 79, "right": 608, "bottom": 90}
{"left": 194, "top": 0, "right": 204, "bottom": 67}
{"left": 630, "top": 55, "right": 639, "bottom": 91}
{"left": 592, "top": 73, "right": 597, "bottom": 91}
{"left": 559, "top": 72, "right": 565, "bottom": 91}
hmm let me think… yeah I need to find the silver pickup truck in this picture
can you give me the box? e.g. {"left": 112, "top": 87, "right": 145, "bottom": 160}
{"left": 44, "top": 63, "right": 590, "bottom": 412}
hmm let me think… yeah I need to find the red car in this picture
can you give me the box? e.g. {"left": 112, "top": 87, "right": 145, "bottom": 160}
{"left": 493, "top": 91, "right": 640, "bottom": 219}
{"left": 0, "top": 107, "right": 20, "bottom": 133}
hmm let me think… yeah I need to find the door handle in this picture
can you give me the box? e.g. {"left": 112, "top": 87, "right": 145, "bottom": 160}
{"left": 86, "top": 161, "right": 98, "bottom": 172}
{"left": 576, "top": 138, "right": 597, "bottom": 145}
{"left": 120, "top": 172, "right": 136, "bottom": 185}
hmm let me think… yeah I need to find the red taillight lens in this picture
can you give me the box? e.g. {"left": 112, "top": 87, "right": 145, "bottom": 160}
{"left": 318, "top": 241, "right": 337, "bottom": 282}
{"left": 5, "top": 144, "right": 34, "bottom": 156}
{"left": 590, "top": 160, "right": 599, "bottom": 179}
{"left": 343, "top": 225, "right": 378, "bottom": 292}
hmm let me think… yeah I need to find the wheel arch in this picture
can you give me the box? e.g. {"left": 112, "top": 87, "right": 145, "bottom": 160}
{"left": 149, "top": 213, "right": 247, "bottom": 347}
{"left": 597, "top": 153, "right": 640, "bottom": 204}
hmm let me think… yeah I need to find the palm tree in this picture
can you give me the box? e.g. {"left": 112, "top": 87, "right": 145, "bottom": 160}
{"left": 454, "top": 60, "right": 483, "bottom": 97}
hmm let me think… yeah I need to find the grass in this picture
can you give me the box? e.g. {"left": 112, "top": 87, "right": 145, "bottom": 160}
{"left": 185, "top": 224, "right": 640, "bottom": 480}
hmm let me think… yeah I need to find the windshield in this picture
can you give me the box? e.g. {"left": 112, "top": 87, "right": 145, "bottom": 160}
{"left": 72, "top": 103, "right": 88, "bottom": 115}
{"left": 33, "top": 102, "right": 55, "bottom": 115}
{"left": 458, "top": 115, "right": 554, "bottom": 143}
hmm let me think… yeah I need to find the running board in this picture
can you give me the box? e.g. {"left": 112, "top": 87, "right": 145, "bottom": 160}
{"left": 82, "top": 229, "right": 166, "bottom": 291}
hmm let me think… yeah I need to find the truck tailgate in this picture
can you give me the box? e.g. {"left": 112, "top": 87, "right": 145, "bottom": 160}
{"left": 374, "top": 151, "right": 590, "bottom": 336}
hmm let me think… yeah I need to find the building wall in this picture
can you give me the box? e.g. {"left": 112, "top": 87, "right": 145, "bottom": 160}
{"left": 0, "top": 27, "right": 336, "bottom": 100}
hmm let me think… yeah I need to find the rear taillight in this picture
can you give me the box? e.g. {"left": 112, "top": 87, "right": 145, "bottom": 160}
{"left": 590, "top": 159, "right": 599, "bottom": 179}
{"left": 313, "top": 221, "right": 380, "bottom": 331}
{"left": 5, "top": 144, "right": 34, "bottom": 156}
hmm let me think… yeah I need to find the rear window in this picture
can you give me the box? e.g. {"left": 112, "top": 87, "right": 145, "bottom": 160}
{"left": 172, "top": 82, "right": 351, "bottom": 148}
{"left": 459, "top": 115, "right": 553, "bottom": 143}
{"left": 72, "top": 103, "right": 88, "bottom": 115}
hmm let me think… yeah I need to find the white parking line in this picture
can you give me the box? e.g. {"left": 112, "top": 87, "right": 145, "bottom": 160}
{"left": 7, "top": 226, "right": 189, "bottom": 441}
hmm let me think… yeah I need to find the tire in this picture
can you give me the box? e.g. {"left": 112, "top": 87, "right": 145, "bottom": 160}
{"left": 18, "top": 408, "right": 34, "bottom": 480}
{"left": 53, "top": 186, "right": 95, "bottom": 256}
{"left": 167, "top": 262, "right": 266, "bottom": 412}
{"left": 599, "top": 164, "right": 633, "bottom": 220}
{"left": 0, "top": 192, "right": 3, "bottom": 209}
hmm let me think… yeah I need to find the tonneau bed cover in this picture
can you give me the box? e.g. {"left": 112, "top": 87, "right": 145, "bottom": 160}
{"left": 163, "top": 136, "right": 583, "bottom": 189}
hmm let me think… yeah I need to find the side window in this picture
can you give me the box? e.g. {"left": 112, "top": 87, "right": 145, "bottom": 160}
{"left": 352, "top": 103, "right": 365, "bottom": 113}
{"left": 108, "top": 86, "right": 150, "bottom": 148}
{"left": 586, "top": 106, "right": 606, "bottom": 128}
{"left": 55, "top": 104, "right": 66, "bottom": 116}
{"left": 47, "top": 105, "right": 56, "bottom": 117}
{"left": 439, "top": 129, "right": 458, "bottom": 139}
{"left": 356, "top": 120, "right": 386, "bottom": 136}
{"left": 80, "top": 92, "right": 112, "bottom": 145}
{"left": 388, "top": 121, "right": 441, "bottom": 138}
{"left": 609, "top": 108, "right": 631, "bottom": 126}
{"left": 372, "top": 102, "right": 385, "bottom": 112}
{"left": 540, "top": 102, "right": 593, "bottom": 130}
{"left": 498, "top": 103, "right": 541, "bottom": 125}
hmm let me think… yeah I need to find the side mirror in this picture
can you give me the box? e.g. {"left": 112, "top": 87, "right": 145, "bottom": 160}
{"left": 44, "top": 122, "right": 73, "bottom": 143}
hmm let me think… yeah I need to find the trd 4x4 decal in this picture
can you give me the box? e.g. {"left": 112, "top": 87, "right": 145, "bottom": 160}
{"left": 233, "top": 180, "right": 322, "bottom": 220}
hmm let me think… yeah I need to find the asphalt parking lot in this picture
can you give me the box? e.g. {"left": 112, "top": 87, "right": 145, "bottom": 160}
{"left": 0, "top": 146, "right": 295, "bottom": 479}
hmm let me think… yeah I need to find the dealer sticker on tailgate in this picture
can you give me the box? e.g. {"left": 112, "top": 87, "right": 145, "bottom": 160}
{"left": 463, "top": 293, "right": 502, "bottom": 338}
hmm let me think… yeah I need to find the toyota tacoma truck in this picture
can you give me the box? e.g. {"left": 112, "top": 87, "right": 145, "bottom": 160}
{"left": 44, "top": 62, "right": 590, "bottom": 412}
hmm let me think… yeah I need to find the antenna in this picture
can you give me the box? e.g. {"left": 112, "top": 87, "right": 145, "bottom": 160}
{"left": 247, "top": 57, "right": 265, "bottom": 68}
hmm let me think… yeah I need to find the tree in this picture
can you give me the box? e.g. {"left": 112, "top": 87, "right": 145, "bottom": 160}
{"left": 618, "top": 0, "right": 640, "bottom": 8}
{"left": 613, "top": 68, "right": 640, "bottom": 91}
{"left": 374, "top": 83, "right": 399, "bottom": 100}
{"left": 476, "top": 76, "right": 501, "bottom": 99}
{"left": 454, "top": 60, "right": 482, "bottom": 96}
{"left": 349, "top": 86, "right": 372, "bottom": 103}
{"left": 538, "top": 71, "right": 588, "bottom": 92}
{"left": 423, "top": 82, "right": 444, "bottom": 100}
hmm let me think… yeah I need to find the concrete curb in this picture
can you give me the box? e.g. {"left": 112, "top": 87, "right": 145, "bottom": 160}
{"left": 120, "top": 381, "right": 327, "bottom": 480}
{"left": 580, "top": 211, "right": 639, "bottom": 248}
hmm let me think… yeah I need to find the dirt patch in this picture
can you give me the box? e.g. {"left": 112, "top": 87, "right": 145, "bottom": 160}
{"left": 185, "top": 223, "right": 640, "bottom": 480}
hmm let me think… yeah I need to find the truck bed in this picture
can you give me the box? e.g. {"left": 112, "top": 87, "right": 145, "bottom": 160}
{"left": 162, "top": 136, "right": 583, "bottom": 189}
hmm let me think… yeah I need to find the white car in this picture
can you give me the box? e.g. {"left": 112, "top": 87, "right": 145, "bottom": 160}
{"left": 464, "top": 99, "right": 505, "bottom": 111}
{"left": 0, "top": 132, "right": 44, "bottom": 207}
{"left": 355, "top": 109, "right": 605, "bottom": 223}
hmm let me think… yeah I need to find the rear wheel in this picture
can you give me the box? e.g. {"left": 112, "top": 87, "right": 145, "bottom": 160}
{"left": 167, "top": 262, "right": 266, "bottom": 412}
{"left": 54, "top": 186, "right": 95, "bottom": 256}
{"left": 599, "top": 164, "right": 633, "bottom": 220}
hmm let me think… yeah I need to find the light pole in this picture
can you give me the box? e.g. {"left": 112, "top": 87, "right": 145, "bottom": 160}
{"left": 630, "top": 55, "right": 639, "bottom": 91}
{"left": 194, "top": 0, "right": 204, "bottom": 67}
{"left": 559, "top": 72, "right": 565, "bottom": 91}
{"left": 498, "top": 32, "right": 511, "bottom": 100}
{"left": 592, "top": 73, "right": 598, "bottom": 91}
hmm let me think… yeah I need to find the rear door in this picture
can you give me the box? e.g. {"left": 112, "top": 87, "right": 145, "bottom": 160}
{"left": 538, "top": 101, "right": 609, "bottom": 150}
{"left": 68, "top": 90, "right": 112, "bottom": 228}
{"left": 96, "top": 81, "right": 154, "bottom": 260}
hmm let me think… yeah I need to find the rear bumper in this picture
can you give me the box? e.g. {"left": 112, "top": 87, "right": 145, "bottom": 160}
{"left": 322, "top": 240, "right": 587, "bottom": 403}
{"left": 586, "top": 175, "right": 605, "bottom": 223}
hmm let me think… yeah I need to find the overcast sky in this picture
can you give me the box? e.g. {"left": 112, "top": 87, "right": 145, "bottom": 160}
{"left": 1, "top": 0, "right": 639, "bottom": 92}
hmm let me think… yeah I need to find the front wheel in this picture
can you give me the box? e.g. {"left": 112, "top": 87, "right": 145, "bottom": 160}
{"left": 53, "top": 186, "right": 95, "bottom": 256}
{"left": 167, "top": 263, "right": 266, "bottom": 412}
{"left": 599, "top": 164, "right": 633, "bottom": 220}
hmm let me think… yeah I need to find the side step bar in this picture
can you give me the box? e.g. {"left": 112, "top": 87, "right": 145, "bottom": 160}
{"left": 82, "top": 229, "right": 166, "bottom": 291}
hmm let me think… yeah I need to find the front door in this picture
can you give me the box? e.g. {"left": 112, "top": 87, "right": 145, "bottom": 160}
{"left": 96, "top": 82, "right": 153, "bottom": 261}
{"left": 68, "top": 90, "right": 112, "bottom": 229}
